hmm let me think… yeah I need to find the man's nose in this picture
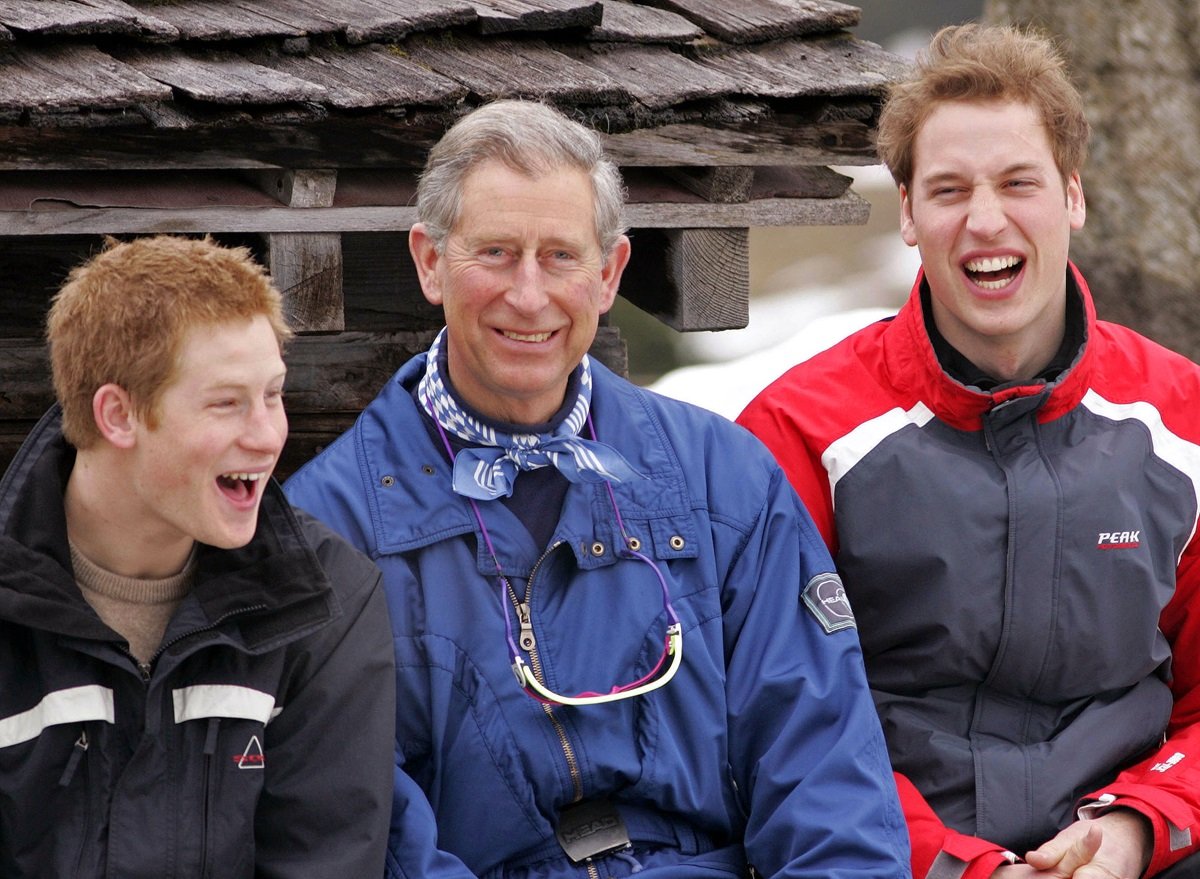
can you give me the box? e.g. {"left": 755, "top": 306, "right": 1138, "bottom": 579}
{"left": 505, "top": 253, "right": 550, "bottom": 313}
{"left": 965, "top": 187, "right": 1008, "bottom": 239}
{"left": 242, "top": 401, "right": 287, "bottom": 453}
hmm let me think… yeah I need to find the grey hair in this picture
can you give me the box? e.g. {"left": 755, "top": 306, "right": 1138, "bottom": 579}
{"left": 415, "top": 100, "right": 628, "bottom": 256}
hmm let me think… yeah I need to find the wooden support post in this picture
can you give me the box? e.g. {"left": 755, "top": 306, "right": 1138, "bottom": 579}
{"left": 267, "top": 232, "right": 345, "bottom": 333}
{"left": 256, "top": 169, "right": 345, "bottom": 333}
{"left": 620, "top": 227, "right": 749, "bottom": 331}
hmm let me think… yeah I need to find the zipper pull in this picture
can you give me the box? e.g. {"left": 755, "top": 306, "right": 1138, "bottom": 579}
{"left": 137, "top": 660, "right": 152, "bottom": 683}
{"left": 59, "top": 730, "right": 89, "bottom": 787}
{"left": 516, "top": 602, "right": 536, "bottom": 652}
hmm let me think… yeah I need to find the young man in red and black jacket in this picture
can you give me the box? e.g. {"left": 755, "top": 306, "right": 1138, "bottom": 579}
{"left": 740, "top": 23, "right": 1200, "bottom": 879}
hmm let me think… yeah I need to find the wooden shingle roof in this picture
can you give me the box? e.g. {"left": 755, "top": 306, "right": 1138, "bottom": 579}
{"left": 0, "top": 0, "right": 910, "bottom": 476}
{"left": 0, "top": 0, "right": 907, "bottom": 168}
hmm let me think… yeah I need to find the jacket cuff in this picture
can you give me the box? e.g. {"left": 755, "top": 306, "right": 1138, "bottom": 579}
{"left": 921, "top": 832, "right": 1019, "bottom": 879}
{"left": 1078, "top": 789, "right": 1194, "bottom": 877}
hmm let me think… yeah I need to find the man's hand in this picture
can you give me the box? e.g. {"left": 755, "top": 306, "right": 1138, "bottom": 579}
{"left": 989, "top": 810, "right": 1152, "bottom": 879}
{"left": 989, "top": 824, "right": 1101, "bottom": 877}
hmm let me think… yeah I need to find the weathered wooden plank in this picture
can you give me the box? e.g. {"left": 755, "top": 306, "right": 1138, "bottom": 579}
{"left": 472, "top": 0, "right": 601, "bottom": 35}
{"left": 602, "top": 115, "right": 881, "bottom": 166}
{"left": 151, "top": 0, "right": 476, "bottom": 44}
{"left": 268, "top": 232, "right": 345, "bottom": 332}
{"left": 633, "top": 189, "right": 870, "bottom": 226}
{"left": 0, "top": 169, "right": 281, "bottom": 211}
{"left": 621, "top": 227, "right": 748, "bottom": 330}
{"left": 694, "top": 32, "right": 910, "bottom": 99}
{"left": 0, "top": 188, "right": 870, "bottom": 235}
{"left": 0, "top": 105, "right": 874, "bottom": 166}
{"left": 124, "top": 0, "right": 305, "bottom": 41}
{"left": 565, "top": 42, "right": 739, "bottom": 109}
{"left": 589, "top": 1, "right": 702, "bottom": 43}
{"left": 223, "top": 0, "right": 343, "bottom": 37}
{"left": 0, "top": 43, "right": 172, "bottom": 112}
{"left": 638, "top": 0, "right": 858, "bottom": 44}
{"left": 118, "top": 47, "right": 328, "bottom": 104}
{"left": 405, "top": 35, "right": 627, "bottom": 105}
{"left": 751, "top": 165, "right": 850, "bottom": 199}
{"left": 25, "top": 106, "right": 156, "bottom": 129}
{"left": 0, "top": 0, "right": 176, "bottom": 39}
{"left": 263, "top": 43, "right": 467, "bottom": 109}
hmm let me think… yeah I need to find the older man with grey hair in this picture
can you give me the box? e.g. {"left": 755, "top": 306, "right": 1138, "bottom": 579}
{"left": 285, "top": 99, "right": 909, "bottom": 879}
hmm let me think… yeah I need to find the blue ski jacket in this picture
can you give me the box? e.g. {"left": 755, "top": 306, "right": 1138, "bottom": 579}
{"left": 285, "top": 353, "right": 909, "bottom": 879}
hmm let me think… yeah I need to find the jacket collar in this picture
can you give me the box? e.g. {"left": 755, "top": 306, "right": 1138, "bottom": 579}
{"left": 356, "top": 353, "right": 695, "bottom": 568}
{"left": 884, "top": 261, "right": 1095, "bottom": 431}
{"left": 0, "top": 406, "right": 335, "bottom": 650}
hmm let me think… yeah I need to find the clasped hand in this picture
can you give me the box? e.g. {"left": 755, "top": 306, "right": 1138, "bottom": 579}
{"left": 991, "top": 810, "right": 1151, "bottom": 879}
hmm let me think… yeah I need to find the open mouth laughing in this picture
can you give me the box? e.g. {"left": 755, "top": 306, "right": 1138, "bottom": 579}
{"left": 963, "top": 255, "right": 1024, "bottom": 290}
{"left": 216, "top": 471, "right": 267, "bottom": 502}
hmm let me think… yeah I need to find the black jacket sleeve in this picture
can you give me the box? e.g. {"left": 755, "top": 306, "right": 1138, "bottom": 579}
{"left": 253, "top": 524, "right": 396, "bottom": 879}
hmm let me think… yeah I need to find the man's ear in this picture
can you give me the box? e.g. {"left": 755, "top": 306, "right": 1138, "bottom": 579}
{"left": 597, "top": 234, "right": 632, "bottom": 315}
{"left": 92, "top": 384, "right": 138, "bottom": 449}
{"left": 409, "top": 223, "right": 444, "bottom": 306}
{"left": 899, "top": 184, "right": 918, "bottom": 247}
{"left": 1067, "top": 171, "right": 1086, "bottom": 231}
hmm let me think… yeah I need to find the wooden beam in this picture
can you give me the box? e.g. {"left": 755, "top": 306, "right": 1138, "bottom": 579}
{"left": 621, "top": 228, "right": 749, "bottom": 331}
{"left": 0, "top": 108, "right": 880, "bottom": 171}
{"left": 664, "top": 166, "right": 754, "bottom": 203}
{"left": 751, "top": 165, "right": 852, "bottom": 199}
{"left": 601, "top": 118, "right": 880, "bottom": 167}
{"left": 0, "top": 189, "right": 869, "bottom": 234}
{"left": 252, "top": 168, "right": 338, "bottom": 207}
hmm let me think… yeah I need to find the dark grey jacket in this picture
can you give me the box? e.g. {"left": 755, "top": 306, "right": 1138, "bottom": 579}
{"left": 0, "top": 407, "right": 395, "bottom": 879}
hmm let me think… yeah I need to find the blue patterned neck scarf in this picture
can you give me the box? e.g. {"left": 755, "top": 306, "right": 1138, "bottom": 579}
{"left": 417, "top": 328, "right": 642, "bottom": 500}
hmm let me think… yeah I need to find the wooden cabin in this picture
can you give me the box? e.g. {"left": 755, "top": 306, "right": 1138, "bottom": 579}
{"left": 0, "top": 0, "right": 908, "bottom": 476}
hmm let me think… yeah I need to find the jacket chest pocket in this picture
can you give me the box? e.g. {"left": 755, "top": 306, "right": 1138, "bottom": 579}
{"left": 0, "top": 685, "right": 116, "bottom": 877}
